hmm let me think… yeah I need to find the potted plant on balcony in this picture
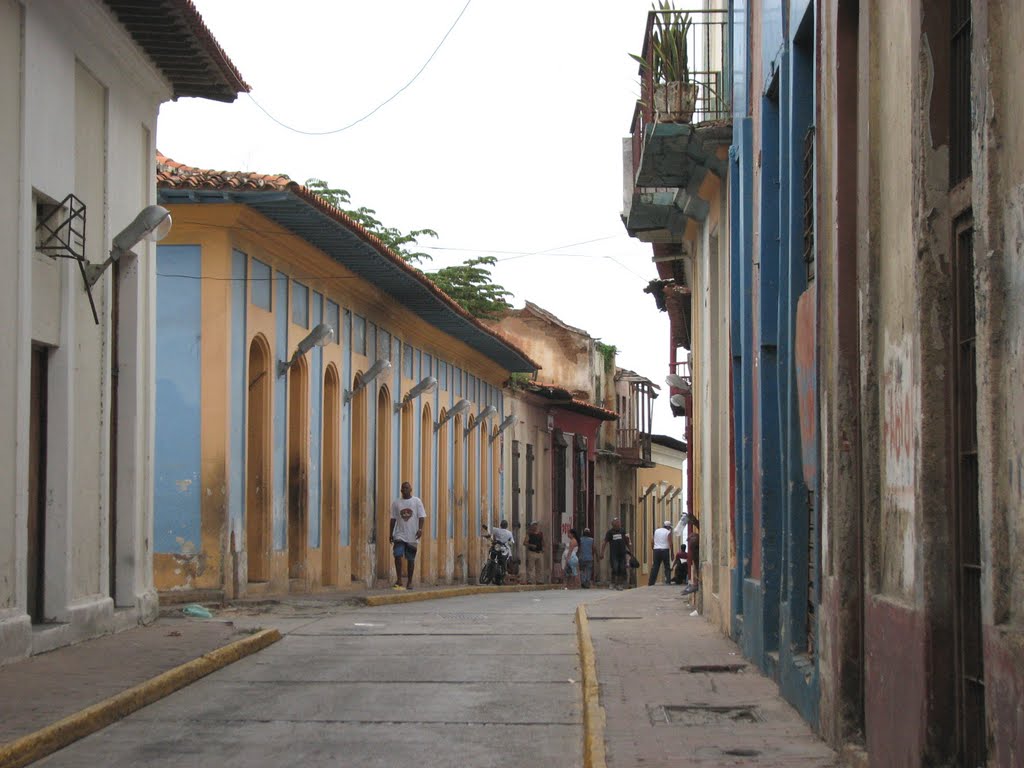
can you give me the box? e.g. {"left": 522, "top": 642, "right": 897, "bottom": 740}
{"left": 631, "top": 1, "right": 697, "bottom": 123}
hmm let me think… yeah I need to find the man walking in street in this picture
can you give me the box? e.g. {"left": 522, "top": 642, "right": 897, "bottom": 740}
{"left": 599, "top": 517, "right": 631, "bottom": 590}
{"left": 524, "top": 521, "right": 545, "bottom": 584}
{"left": 648, "top": 520, "right": 673, "bottom": 586}
{"left": 390, "top": 481, "right": 426, "bottom": 590}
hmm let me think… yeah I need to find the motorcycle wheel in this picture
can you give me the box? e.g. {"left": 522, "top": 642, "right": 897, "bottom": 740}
{"left": 479, "top": 562, "right": 493, "bottom": 585}
{"left": 493, "top": 569, "right": 505, "bottom": 586}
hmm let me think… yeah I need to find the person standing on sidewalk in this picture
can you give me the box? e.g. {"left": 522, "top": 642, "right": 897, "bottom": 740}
{"left": 524, "top": 521, "right": 545, "bottom": 584}
{"left": 389, "top": 481, "right": 426, "bottom": 590}
{"left": 578, "top": 528, "right": 595, "bottom": 588}
{"left": 599, "top": 517, "right": 631, "bottom": 590}
{"left": 648, "top": 521, "right": 673, "bottom": 586}
{"left": 563, "top": 529, "right": 580, "bottom": 589}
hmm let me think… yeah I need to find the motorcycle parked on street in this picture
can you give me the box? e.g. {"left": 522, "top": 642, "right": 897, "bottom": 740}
{"left": 479, "top": 539, "right": 510, "bottom": 585}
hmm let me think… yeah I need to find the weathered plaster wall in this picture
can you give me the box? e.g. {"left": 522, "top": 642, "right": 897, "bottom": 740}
{"left": 1, "top": 0, "right": 168, "bottom": 664}
{"left": 488, "top": 310, "right": 596, "bottom": 398}
{"left": 974, "top": 2, "right": 1024, "bottom": 762}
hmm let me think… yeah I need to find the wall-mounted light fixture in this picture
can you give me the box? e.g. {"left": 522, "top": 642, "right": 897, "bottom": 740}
{"left": 435, "top": 398, "right": 471, "bottom": 432}
{"left": 395, "top": 376, "right": 437, "bottom": 412}
{"left": 343, "top": 358, "right": 392, "bottom": 403}
{"left": 85, "top": 205, "right": 172, "bottom": 289}
{"left": 464, "top": 405, "right": 497, "bottom": 436}
{"left": 670, "top": 394, "right": 687, "bottom": 411}
{"left": 277, "top": 323, "right": 334, "bottom": 377}
{"left": 489, "top": 414, "right": 516, "bottom": 443}
{"left": 665, "top": 373, "right": 691, "bottom": 393}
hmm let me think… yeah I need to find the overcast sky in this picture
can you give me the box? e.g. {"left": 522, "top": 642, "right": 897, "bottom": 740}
{"left": 158, "top": 0, "right": 678, "bottom": 435}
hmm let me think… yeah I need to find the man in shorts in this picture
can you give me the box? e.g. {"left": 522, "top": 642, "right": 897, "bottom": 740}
{"left": 390, "top": 481, "right": 426, "bottom": 590}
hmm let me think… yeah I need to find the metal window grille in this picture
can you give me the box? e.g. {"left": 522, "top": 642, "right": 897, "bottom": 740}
{"left": 525, "top": 444, "right": 535, "bottom": 523}
{"left": 802, "top": 126, "right": 816, "bottom": 283}
{"left": 954, "top": 220, "right": 985, "bottom": 767}
{"left": 511, "top": 441, "right": 521, "bottom": 532}
{"left": 951, "top": 0, "right": 972, "bottom": 186}
{"left": 807, "top": 488, "right": 818, "bottom": 655}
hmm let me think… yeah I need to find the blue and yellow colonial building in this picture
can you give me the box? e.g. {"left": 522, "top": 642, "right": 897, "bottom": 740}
{"left": 152, "top": 155, "right": 536, "bottom": 598}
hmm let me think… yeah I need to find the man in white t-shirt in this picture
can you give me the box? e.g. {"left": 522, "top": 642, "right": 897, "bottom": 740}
{"left": 481, "top": 520, "right": 515, "bottom": 559}
{"left": 390, "top": 481, "right": 426, "bottom": 590}
{"left": 648, "top": 520, "right": 673, "bottom": 586}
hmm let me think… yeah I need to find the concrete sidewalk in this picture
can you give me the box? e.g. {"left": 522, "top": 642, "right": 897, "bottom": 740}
{"left": 584, "top": 585, "right": 838, "bottom": 767}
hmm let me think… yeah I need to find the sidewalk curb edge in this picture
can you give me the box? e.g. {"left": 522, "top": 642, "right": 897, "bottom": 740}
{"left": 0, "top": 627, "right": 282, "bottom": 768}
{"left": 576, "top": 604, "right": 607, "bottom": 768}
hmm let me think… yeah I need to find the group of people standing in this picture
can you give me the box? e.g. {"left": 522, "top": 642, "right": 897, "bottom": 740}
{"left": 390, "top": 479, "right": 696, "bottom": 594}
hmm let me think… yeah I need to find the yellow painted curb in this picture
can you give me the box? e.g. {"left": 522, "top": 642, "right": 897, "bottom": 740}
{"left": 0, "top": 628, "right": 281, "bottom": 768}
{"left": 575, "top": 604, "right": 607, "bottom": 768}
{"left": 362, "top": 583, "right": 561, "bottom": 607}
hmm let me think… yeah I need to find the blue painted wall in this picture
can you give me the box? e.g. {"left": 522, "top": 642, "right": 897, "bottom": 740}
{"left": 229, "top": 250, "right": 247, "bottom": 549}
{"left": 341, "top": 309, "right": 352, "bottom": 546}
{"left": 154, "top": 245, "right": 203, "bottom": 553}
{"left": 273, "top": 273, "right": 288, "bottom": 549}
{"left": 727, "top": 0, "right": 821, "bottom": 728}
{"left": 309, "top": 292, "right": 323, "bottom": 548}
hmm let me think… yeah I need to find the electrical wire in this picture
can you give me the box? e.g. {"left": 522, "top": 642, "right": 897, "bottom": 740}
{"left": 245, "top": 0, "right": 473, "bottom": 136}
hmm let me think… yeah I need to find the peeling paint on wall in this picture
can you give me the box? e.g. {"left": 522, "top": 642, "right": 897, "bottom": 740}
{"left": 881, "top": 332, "right": 919, "bottom": 599}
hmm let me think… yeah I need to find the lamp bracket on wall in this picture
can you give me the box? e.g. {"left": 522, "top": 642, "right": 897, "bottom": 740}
{"left": 489, "top": 414, "right": 516, "bottom": 443}
{"left": 464, "top": 405, "right": 497, "bottom": 436}
{"left": 434, "top": 398, "right": 471, "bottom": 433}
{"left": 395, "top": 376, "right": 437, "bottom": 412}
{"left": 344, "top": 358, "right": 392, "bottom": 403}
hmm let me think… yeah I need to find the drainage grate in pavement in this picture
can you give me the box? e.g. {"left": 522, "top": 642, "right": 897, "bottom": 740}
{"left": 587, "top": 616, "right": 643, "bottom": 620}
{"left": 680, "top": 663, "right": 747, "bottom": 673}
{"left": 722, "top": 748, "right": 762, "bottom": 757}
{"left": 648, "top": 704, "right": 762, "bottom": 726}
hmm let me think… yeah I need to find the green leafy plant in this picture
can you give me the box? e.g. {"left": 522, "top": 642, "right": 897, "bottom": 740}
{"left": 306, "top": 178, "right": 437, "bottom": 265}
{"left": 305, "top": 178, "right": 513, "bottom": 319}
{"left": 596, "top": 341, "right": 617, "bottom": 369}
{"left": 426, "top": 256, "right": 513, "bottom": 320}
{"left": 629, "top": 1, "right": 692, "bottom": 84}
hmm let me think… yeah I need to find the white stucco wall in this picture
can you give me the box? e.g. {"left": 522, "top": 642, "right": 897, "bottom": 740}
{"left": 1, "top": 0, "right": 173, "bottom": 664}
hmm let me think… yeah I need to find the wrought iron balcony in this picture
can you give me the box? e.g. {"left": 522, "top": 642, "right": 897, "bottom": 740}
{"left": 623, "top": 7, "right": 731, "bottom": 241}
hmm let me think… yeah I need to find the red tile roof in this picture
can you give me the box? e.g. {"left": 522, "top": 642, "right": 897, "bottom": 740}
{"left": 156, "top": 154, "right": 541, "bottom": 374}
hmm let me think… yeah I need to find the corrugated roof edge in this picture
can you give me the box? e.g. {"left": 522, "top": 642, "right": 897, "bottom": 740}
{"left": 156, "top": 154, "right": 540, "bottom": 375}
{"left": 171, "top": 0, "right": 249, "bottom": 94}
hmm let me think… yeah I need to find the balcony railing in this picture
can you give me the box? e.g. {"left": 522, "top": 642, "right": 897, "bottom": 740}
{"left": 630, "top": 7, "right": 730, "bottom": 180}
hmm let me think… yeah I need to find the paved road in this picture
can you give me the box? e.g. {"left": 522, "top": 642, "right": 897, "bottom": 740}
{"left": 37, "top": 590, "right": 588, "bottom": 768}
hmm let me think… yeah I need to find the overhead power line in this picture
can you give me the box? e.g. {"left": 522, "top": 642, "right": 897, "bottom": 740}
{"left": 246, "top": 0, "right": 473, "bottom": 136}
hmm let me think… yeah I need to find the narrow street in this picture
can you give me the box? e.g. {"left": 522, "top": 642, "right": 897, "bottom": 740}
{"left": 34, "top": 592, "right": 588, "bottom": 768}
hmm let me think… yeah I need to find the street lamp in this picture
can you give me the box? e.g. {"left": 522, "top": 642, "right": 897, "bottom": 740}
{"left": 489, "top": 414, "right": 516, "bottom": 443}
{"left": 665, "top": 373, "right": 691, "bottom": 392}
{"left": 344, "top": 358, "right": 392, "bottom": 403}
{"left": 435, "top": 398, "right": 471, "bottom": 432}
{"left": 277, "top": 323, "right": 334, "bottom": 377}
{"left": 395, "top": 376, "right": 437, "bottom": 411}
{"left": 465, "top": 405, "right": 497, "bottom": 436}
{"left": 85, "top": 205, "right": 172, "bottom": 288}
